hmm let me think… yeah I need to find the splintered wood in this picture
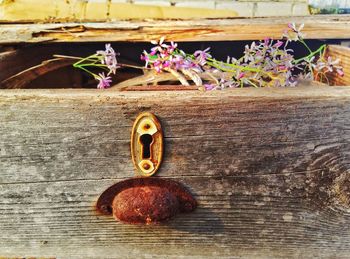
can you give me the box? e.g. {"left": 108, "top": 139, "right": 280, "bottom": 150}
{"left": 1, "top": 16, "right": 350, "bottom": 44}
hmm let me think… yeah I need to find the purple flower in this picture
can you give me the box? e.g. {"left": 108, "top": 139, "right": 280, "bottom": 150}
{"left": 288, "top": 23, "right": 304, "bottom": 32}
{"left": 141, "top": 51, "right": 151, "bottom": 67}
{"left": 163, "top": 60, "right": 171, "bottom": 68}
{"left": 168, "top": 41, "right": 178, "bottom": 53}
{"left": 141, "top": 37, "right": 182, "bottom": 73}
{"left": 283, "top": 23, "right": 305, "bottom": 41}
{"left": 96, "top": 72, "right": 112, "bottom": 89}
{"left": 170, "top": 54, "right": 185, "bottom": 70}
{"left": 204, "top": 83, "right": 216, "bottom": 91}
{"left": 97, "top": 43, "right": 118, "bottom": 75}
{"left": 182, "top": 58, "right": 202, "bottom": 72}
{"left": 337, "top": 68, "right": 344, "bottom": 77}
{"left": 312, "top": 56, "right": 343, "bottom": 75}
{"left": 273, "top": 40, "right": 284, "bottom": 48}
{"left": 264, "top": 38, "right": 271, "bottom": 47}
{"left": 278, "top": 65, "right": 287, "bottom": 70}
{"left": 160, "top": 51, "right": 170, "bottom": 59}
{"left": 150, "top": 36, "right": 169, "bottom": 54}
{"left": 106, "top": 57, "right": 118, "bottom": 75}
{"left": 151, "top": 36, "right": 166, "bottom": 46}
{"left": 194, "top": 47, "right": 211, "bottom": 66}
{"left": 153, "top": 60, "right": 163, "bottom": 73}
{"left": 150, "top": 46, "right": 161, "bottom": 55}
{"left": 237, "top": 72, "right": 245, "bottom": 79}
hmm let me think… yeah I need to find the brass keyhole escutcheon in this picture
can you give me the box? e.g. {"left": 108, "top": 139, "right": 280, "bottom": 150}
{"left": 131, "top": 112, "right": 163, "bottom": 177}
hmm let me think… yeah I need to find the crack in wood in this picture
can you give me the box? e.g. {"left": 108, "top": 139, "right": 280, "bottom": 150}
{"left": 1, "top": 16, "right": 350, "bottom": 43}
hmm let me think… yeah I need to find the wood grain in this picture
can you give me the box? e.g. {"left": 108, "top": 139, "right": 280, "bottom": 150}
{"left": 1, "top": 15, "right": 350, "bottom": 44}
{"left": 0, "top": 86, "right": 349, "bottom": 258}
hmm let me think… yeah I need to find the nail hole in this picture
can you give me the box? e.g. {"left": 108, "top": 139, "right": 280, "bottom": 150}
{"left": 140, "top": 134, "right": 153, "bottom": 159}
{"left": 144, "top": 124, "right": 151, "bottom": 130}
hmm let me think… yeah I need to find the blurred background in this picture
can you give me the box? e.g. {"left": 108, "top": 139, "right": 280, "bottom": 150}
{"left": 0, "top": 0, "right": 349, "bottom": 22}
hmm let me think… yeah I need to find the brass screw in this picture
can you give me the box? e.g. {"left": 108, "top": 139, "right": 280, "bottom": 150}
{"left": 143, "top": 163, "right": 151, "bottom": 170}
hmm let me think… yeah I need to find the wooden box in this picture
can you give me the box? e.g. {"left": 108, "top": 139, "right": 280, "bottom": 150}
{"left": 1, "top": 16, "right": 350, "bottom": 258}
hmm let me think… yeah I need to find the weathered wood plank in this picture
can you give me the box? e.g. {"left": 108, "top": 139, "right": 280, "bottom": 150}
{"left": 0, "top": 86, "right": 349, "bottom": 258}
{"left": 1, "top": 15, "right": 350, "bottom": 44}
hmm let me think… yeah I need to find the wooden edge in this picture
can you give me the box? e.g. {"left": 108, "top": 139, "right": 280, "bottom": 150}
{"left": 122, "top": 85, "right": 199, "bottom": 91}
{"left": 326, "top": 45, "right": 350, "bottom": 86}
{"left": 0, "top": 85, "right": 350, "bottom": 101}
{"left": 1, "top": 15, "right": 350, "bottom": 43}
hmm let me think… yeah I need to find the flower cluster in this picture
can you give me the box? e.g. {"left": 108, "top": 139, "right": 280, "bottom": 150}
{"left": 283, "top": 23, "right": 344, "bottom": 81}
{"left": 97, "top": 43, "right": 119, "bottom": 75}
{"left": 73, "top": 44, "right": 119, "bottom": 89}
{"left": 140, "top": 36, "right": 211, "bottom": 74}
{"left": 139, "top": 23, "right": 343, "bottom": 90}
{"left": 71, "top": 23, "right": 344, "bottom": 90}
{"left": 206, "top": 38, "right": 297, "bottom": 89}
{"left": 141, "top": 36, "right": 297, "bottom": 89}
{"left": 311, "top": 55, "right": 344, "bottom": 83}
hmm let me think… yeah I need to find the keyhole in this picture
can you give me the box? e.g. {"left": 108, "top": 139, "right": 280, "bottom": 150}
{"left": 140, "top": 134, "right": 153, "bottom": 159}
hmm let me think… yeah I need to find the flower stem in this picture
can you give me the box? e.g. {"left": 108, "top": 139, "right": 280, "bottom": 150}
{"left": 183, "top": 51, "right": 264, "bottom": 75}
{"left": 206, "top": 58, "right": 270, "bottom": 78}
{"left": 294, "top": 44, "right": 326, "bottom": 64}
{"left": 120, "top": 64, "right": 150, "bottom": 70}
{"left": 53, "top": 54, "right": 99, "bottom": 64}
{"left": 79, "top": 63, "right": 108, "bottom": 67}
{"left": 74, "top": 65, "right": 98, "bottom": 78}
{"left": 299, "top": 39, "right": 313, "bottom": 54}
{"left": 73, "top": 54, "right": 100, "bottom": 68}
